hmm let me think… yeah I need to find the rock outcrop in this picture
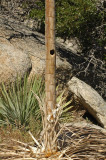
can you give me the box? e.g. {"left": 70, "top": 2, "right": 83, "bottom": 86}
{"left": 0, "top": 11, "right": 72, "bottom": 89}
{"left": 68, "top": 77, "right": 106, "bottom": 128}
{"left": 0, "top": 2, "right": 105, "bottom": 99}
{"left": 0, "top": 37, "right": 32, "bottom": 89}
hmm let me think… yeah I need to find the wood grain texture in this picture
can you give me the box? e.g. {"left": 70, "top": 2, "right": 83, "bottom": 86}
{"left": 45, "top": 0, "right": 56, "bottom": 117}
{"left": 44, "top": 0, "right": 57, "bottom": 152}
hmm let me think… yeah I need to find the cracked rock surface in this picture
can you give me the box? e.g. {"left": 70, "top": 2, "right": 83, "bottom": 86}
{"left": 68, "top": 77, "right": 106, "bottom": 128}
{"left": 0, "top": 11, "right": 72, "bottom": 90}
{"left": 0, "top": 7, "right": 105, "bottom": 100}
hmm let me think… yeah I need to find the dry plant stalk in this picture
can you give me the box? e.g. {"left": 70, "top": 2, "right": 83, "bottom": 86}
{"left": 0, "top": 121, "right": 106, "bottom": 160}
{"left": 45, "top": 0, "right": 57, "bottom": 153}
{"left": 31, "top": 91, "right": 62, "bottom": 158}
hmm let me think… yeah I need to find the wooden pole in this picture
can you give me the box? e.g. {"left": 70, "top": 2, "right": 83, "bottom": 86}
{"left": 44, "top": 0, "right": 56, "bottom": 152}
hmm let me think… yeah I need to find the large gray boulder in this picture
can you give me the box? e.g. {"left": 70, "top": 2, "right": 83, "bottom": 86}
{"left": 10, "top": 35, "right": 72, "bottom": 79}
{"left": 0, "top": 37, "right": 32, "bottom": 89}
{"left": 68, "top": 77, "right": 106, "bottom": 128}
{"left": 0, "top": 12, "right": 72, "bottom": 87}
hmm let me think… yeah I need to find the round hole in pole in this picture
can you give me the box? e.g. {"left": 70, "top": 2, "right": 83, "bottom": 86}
{"left": 50, "top": 49, "right": 55, "bottom": 55}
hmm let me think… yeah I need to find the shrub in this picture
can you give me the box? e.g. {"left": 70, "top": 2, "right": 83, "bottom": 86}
{"left": 0, "top": 75, "right": 45, "bottom": 128}
{"left": 23, "top": 0, "right": 105, "bottom": 56}
{"left": 0, "top": 75, "right": 73, "bottom": 130}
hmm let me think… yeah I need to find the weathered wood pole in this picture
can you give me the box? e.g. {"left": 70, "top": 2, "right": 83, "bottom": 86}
{"left": 44, "top": 0, "right": 57, "bottom": 152}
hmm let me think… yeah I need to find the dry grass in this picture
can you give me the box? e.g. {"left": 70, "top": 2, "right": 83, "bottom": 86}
{"left": 0, "top": 123, "right": 106, "bottom": 160}
{"left": 0, "top": 79, "right": 106, "bottom": 159}
{"left": 59, "top": 124, "right": 106, "bottom": 160}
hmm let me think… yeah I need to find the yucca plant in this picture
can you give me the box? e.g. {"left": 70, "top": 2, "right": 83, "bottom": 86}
{"left": 0, "top": 75, "right": 74, "bottom": 159}
{"left": 0, "top": 75, "right": 72, "bottom": 129}
{"left": 0, "top": 75, "right": 45, "bottom": 128}
{"left": 56, "top": 88, "right": 73, "bottom": 123}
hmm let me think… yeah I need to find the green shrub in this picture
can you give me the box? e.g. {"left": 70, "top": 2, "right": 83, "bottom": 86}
{"left": 0, "top": 75, "right": 73, "bottom": 130}
{"left": 29, "top": 1, "right": 45, "bottom": 20}
{"left": 0, "top": 75, "right": 45, "bottom": 128}
{"left": 56, "top": 0, "right": 96, "bottom": 37}
{"left": 22, "top": 0, "right": 105, "bottom": 49}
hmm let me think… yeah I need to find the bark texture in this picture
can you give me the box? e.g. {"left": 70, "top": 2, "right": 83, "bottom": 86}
{"left": 44, "top": 0, "right": 57, "bottom": 152}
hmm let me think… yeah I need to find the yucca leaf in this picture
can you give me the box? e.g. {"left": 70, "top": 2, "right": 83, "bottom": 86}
{"left": 62, "top": 99, "right": 73, "bottom": 109}
{"left": 0, "top": 75, "right": 44, "bottom": 127}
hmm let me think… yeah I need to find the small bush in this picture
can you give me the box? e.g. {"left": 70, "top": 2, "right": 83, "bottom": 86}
{"left": 0, "top": 75, "right": 45, "bottom": 128}
{"left": 0, "top": 75, "right": 73, "bottom": 132}
{"left": 23, "top": 1, "right": 104, "bottom": 41}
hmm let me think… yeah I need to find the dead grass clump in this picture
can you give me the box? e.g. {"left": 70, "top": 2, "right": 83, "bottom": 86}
{"left": 0, "top": 123, "right": 106, "bottom": 160}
